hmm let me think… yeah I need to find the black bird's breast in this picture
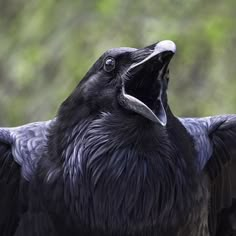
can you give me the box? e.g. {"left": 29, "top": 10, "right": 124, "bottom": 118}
{"left": 56, "top": 112, "right": 208, "bottom": 235}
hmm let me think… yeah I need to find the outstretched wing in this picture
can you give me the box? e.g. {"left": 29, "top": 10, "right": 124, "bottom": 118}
{"left": 180, "top": 115, "right": 236, "bottom": 236}
{"left": 0, "top": 120, "right": 53, "bottom": 236}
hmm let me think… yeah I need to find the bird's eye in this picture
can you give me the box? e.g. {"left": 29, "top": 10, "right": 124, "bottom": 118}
{"left": 104, "top": 57, "right": 116, "bottom": 72}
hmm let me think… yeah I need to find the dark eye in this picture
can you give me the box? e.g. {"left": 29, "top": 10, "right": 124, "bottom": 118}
{"left": 104, "top": 57, "right": 116, "bottom": 72}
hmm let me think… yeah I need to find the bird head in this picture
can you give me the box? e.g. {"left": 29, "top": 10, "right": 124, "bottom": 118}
{"left": 60, "top": 40, "right": 176, "bottom": 126}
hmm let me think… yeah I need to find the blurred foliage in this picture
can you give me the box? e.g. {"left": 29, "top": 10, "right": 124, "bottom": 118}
{"left": 0, "top": 0, "right": 235, "bottom": 125}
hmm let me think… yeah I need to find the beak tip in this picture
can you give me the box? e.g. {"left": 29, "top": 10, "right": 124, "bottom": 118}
{"left": 155, "top": 40, "right": 176, "bottom": 54}
{"left": 159, "top": 118, "right": 167, "bottom": 127}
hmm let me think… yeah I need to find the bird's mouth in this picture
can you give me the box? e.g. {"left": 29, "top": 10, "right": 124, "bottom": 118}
{"left": 119, "top": 40, "right": 176, "bottom": 126}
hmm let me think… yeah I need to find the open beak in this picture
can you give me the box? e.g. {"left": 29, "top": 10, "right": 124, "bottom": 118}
{"left": 119, "top": 40, "right": 176, "bottom": 126}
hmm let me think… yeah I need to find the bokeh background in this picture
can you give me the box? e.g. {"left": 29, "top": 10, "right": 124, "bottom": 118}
{"left": 0, "top": 0, "right": 235, "bottom": 126}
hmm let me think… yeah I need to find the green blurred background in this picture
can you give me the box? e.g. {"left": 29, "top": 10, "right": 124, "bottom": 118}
{"left": 0, "top": 0, "right": 235, "bottom": 126}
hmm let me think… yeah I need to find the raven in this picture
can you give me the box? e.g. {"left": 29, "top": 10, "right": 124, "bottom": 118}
{"left": 0, "top": 40, "right": 235, "bottom": 236}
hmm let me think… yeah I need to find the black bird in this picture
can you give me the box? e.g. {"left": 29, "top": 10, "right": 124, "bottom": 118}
{"left": 0, "top": 40, "right": 235, "bottom": 236}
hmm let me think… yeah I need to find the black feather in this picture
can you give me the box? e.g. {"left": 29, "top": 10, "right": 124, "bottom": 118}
{"left": 0, "top": 143, "right": 21, "bottom": 236}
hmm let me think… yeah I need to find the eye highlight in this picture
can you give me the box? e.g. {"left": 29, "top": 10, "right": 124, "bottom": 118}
{"left": 104, "top": 57, "right": 116, "bottom": 72}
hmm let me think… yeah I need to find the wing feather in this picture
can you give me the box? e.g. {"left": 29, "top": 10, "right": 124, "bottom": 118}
{"left": 180, "top": 115, "right": 236, "bottom": 235}
{"left": 0, "top": 120, "right": 54, "bottom": 235}
{"left": 0, "top": 142, "right": 21, "bottom": 235}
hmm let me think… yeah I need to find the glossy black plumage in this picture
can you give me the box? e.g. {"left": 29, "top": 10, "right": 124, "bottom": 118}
{"left": 0, "top": 41, "right": 235, "bottom": 236}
